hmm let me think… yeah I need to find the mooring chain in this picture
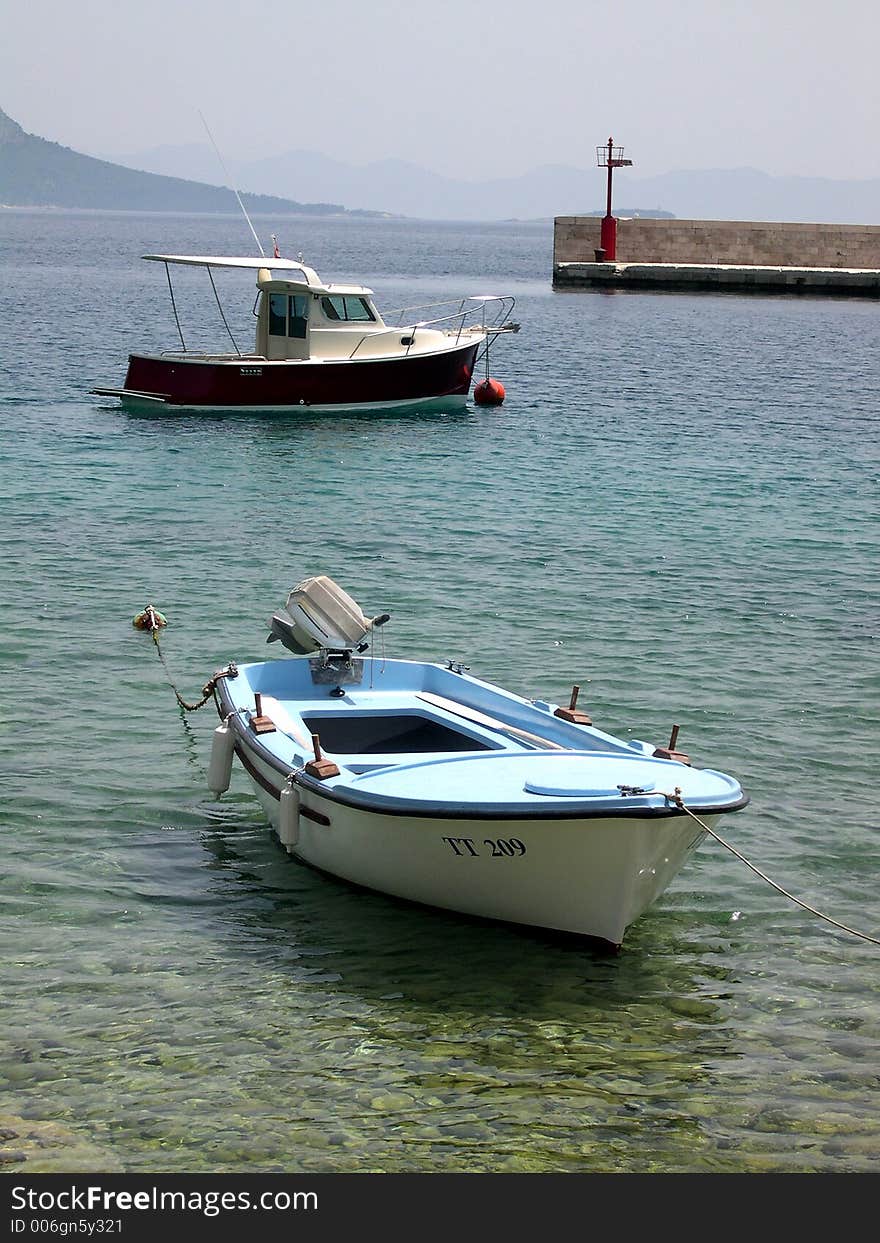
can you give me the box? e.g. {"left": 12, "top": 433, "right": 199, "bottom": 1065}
{"left": 133, "top": 603, "right": 238, "bottom": 713}
{"left": 663, "top": 787, "right": 880, "bottom": 947}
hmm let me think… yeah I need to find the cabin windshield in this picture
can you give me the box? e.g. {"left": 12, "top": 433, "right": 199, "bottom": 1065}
{"left": 321, "top": 295, "right": 376, "bottom": 322}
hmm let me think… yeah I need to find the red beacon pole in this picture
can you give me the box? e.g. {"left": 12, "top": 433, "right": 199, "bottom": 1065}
{"left": 596, "top": 137, "right": 633, "bottom": 261}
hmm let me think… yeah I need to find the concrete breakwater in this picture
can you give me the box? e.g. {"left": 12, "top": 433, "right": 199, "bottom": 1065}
{"left": 553, "top": 217, "right": 880, "bottom": 295}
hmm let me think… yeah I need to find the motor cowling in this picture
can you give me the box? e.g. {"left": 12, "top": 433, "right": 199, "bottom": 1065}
{"left": 267, "top": 575, "right": 389, "bottom": 655}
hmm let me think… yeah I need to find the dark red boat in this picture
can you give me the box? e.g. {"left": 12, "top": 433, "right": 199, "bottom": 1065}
{"left": 94, "top": 254, "right": 518, "bottom": 413}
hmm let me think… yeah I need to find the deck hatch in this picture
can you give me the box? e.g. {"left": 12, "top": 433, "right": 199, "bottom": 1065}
{"left": 301, "top": 712, "right": 493, "bottom": 755}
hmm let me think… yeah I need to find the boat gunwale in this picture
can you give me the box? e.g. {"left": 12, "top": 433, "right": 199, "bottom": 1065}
{"left": 219, "top": 689, "right": 750, "bottom": 821}
{"left": 126, "top": 336, "right": 483, "bottom": 368}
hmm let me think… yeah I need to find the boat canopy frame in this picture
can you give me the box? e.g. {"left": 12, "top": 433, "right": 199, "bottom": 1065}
{"left": 143, "top": 254, "right": 323, "bottom": 358}
{"left": 140, "top": 254, "right": 518, "bottom": 365}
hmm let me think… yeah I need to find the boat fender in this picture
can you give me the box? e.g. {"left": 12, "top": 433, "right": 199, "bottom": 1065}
{"left": 207, "top": 721, "right": 235, "bottom": 796}
{"left": 278, "top": 783, "right": 300, "bottom": 850}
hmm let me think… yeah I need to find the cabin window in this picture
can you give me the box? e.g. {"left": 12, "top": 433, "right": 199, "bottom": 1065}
{"left": 269, "top": 293, "right": 309, "bottom": 338}
{"left": 268, "top": 293, "right": 287, "bottom": 336}
{"left": 290, "top": 295, "right": 308, "bottom": 339}
{"left": 344, "top": 296, "right": 375, "bottom": 321}
{"left": 321, "top": 295, "right": 375, "bottom": 323}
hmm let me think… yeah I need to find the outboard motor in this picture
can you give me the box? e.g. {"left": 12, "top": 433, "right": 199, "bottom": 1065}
{"left": 267, "top": 577, "right": 390, "bottom": 683}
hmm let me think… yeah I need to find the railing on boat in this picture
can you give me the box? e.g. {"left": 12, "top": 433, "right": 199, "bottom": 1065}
{"left": 348, "top": 294, "right": 517, "bottom": 359}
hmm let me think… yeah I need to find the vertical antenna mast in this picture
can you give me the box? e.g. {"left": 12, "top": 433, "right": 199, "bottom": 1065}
{"left": 198, "top": 110, "right": 265, "bottom": 257}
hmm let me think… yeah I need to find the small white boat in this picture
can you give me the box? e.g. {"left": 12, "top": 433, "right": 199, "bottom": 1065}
{"left": 208, "top": 577, "right": 748, "bottom": 947}
{"left": 94, "top": 254, "right": 518, "bottom": 413}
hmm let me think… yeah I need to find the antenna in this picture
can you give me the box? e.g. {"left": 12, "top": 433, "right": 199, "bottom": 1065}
{"left": 198, "top": 110, "right": 265, "bottom": 257}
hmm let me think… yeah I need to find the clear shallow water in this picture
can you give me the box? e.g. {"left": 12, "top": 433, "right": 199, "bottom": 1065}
{"left": 0, "top": 209, "right": 878, "bottom": 1173}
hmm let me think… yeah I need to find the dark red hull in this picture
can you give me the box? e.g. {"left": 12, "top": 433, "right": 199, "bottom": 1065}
{"left": 121, "top": 342, "right": 480, "bottom": 410}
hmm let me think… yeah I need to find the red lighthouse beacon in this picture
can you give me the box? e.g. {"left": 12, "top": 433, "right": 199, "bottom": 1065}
{"left": 597, "top": 136, "right": 633, "bottom": 261}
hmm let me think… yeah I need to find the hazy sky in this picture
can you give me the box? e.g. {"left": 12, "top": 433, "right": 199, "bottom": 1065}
{"left": 2, "top": 0, "right": 878, "bottom": 181}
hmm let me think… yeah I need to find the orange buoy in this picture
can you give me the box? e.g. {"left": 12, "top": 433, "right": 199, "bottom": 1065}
{"left": 473, "top": 377, "right": 505, "bottom": 406}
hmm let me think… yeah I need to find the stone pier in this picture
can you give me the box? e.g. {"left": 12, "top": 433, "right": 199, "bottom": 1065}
{"left": 553, "top": 217, "right": 880, "bottom": 296}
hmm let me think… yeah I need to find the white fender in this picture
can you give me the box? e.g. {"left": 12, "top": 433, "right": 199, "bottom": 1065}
{"left": 278, "top": 784, "right": 300, "bottom": 850}
{"left": 207, "top": 721, "right": 234, "bottom": 796}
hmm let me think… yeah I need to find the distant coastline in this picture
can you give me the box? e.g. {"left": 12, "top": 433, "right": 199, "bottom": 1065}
{"left": 0, "top": 202, "right": 395, "bottom": 219}
{"left": 6, "top": 104, "right": 880, "bottom": 223}
{"left": 0, "top": 105, "right": 386, "bottom": 217}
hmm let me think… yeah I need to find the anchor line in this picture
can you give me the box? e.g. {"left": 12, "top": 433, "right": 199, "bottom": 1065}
{"left": 153, "top": 639, "right": 226, "bottom": 712}
{"left": 136, "top": 610, "right": 233, "bottom": 712}
{"left": 663, "top": 788, "right": 880, "bottom": 947}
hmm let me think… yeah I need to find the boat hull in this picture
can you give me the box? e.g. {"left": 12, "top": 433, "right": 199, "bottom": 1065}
{"left": 118, "top": 341, "right": 480, "bottom": 412}
{"left": 233, "top": 739, "right": 712, "bottom": 948}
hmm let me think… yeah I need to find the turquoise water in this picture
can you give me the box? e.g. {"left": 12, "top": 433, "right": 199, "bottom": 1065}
{"left": 1, "top": 209, "right": 878, "bottom": 1173}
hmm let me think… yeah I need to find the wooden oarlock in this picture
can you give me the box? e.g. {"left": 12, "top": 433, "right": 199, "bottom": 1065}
{"left": 554, "top": 684, "right": 592, "bottom": 725}
{"left": 305, "top": 733, "right": 340, "bottom": 779}
{"left": 653, "top": 723, "right": 691, "bottom": 765}
{"left": 249, "top": 692, "right": 277, "bottom": 734}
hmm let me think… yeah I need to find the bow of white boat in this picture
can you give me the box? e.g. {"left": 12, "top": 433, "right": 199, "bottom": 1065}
{"left": 322, "top": 748, "right": 746, "bottom": 818}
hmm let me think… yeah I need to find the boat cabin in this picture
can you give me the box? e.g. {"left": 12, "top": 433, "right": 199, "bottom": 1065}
{"left": 254, "top": 265, "right": 389, "bottom": 361}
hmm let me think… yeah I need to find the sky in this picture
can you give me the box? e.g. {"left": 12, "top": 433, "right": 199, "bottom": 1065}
{"left": 2, "top": 0, "right": 879, "bottom": 182}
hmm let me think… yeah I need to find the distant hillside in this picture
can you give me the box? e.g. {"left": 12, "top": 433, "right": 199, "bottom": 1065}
{"left": 107, "top": 140, "right": 880, "bottom": 223}
{"left": 610, "top": 167, "right": 880, "bottom": 226}
{"left": 578, "top": 208, "right": 674, "bottom": 219}
{"left": 0, "top": 107, "right": 381, "bottom": 215}
{"left": 108, "top": 143, "right": 670, "bottom": 221}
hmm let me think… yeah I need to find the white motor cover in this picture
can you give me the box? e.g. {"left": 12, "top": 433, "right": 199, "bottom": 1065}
{"left": 279, "top": 575, "right": 372, "bottom": 652}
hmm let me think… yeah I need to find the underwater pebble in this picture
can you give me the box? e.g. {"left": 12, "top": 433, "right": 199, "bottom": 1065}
{"left": 0, "top": 1114, "right": 122, "bottom": 1173}
{"left": 369, "top": 1093, "right": 416, "bottom": 1112}
{"left": 812, "top": 1111, "right": 870, "bottom": 1137}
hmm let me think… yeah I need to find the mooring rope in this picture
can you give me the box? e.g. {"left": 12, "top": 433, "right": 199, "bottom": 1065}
{"left": 133, "top": 604, "right": 235, "bottom": 712}
{"left": 664, "top": 787, "right": 880, "bottom": 947}
{"left": 155, "top": 644, "right": 227, "bottom": 712}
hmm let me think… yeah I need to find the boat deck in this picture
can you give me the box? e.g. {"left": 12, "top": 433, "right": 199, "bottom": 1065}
{"left": 220, "top": 661, "right": 745, "bottom": 817}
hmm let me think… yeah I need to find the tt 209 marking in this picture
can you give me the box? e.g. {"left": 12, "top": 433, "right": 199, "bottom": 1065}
{"left": 442, "top": 836, "right": 526, "bottom": 857}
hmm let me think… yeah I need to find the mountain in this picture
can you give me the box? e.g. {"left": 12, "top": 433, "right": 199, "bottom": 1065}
{"left": 610, "top": 167, "right": 880, "bottom": 226}
{"left": 108, "top": 144, "right": 668, "bottom": 220}
{"left": 0, "top": 108, "right": 379, "bottom": 215}
{"left": 10, "top": 104, "right": 880, "bottom": 223}
{"left": 108, "top": 142, "right": 880, "bottom": 224}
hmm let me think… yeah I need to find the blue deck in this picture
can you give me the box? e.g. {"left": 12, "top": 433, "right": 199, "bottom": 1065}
{"left": 219, "top": 656, "right": 747, "bottom": 818}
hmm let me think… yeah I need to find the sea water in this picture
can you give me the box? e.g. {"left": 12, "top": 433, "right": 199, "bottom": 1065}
{"left": 0, "top": 209, "right": 878, "bottom": 1172}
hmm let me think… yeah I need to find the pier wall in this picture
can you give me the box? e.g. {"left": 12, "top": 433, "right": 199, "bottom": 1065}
{"left": 553, "top": 217, "right": 880, "bottom": 269}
